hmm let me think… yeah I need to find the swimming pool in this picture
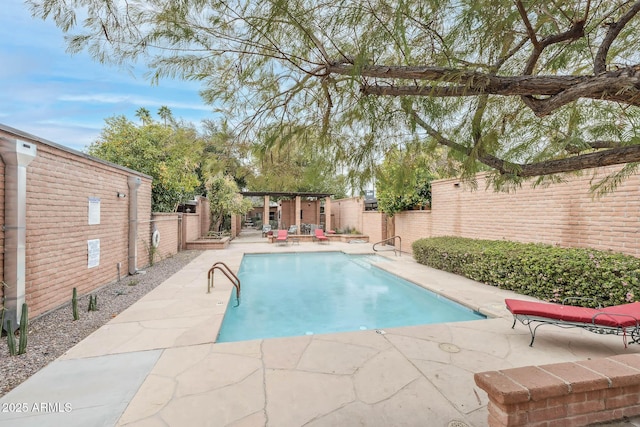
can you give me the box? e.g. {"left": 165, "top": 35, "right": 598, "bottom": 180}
{"left": 216, "top": 252, "right": 485, "bottom": 342}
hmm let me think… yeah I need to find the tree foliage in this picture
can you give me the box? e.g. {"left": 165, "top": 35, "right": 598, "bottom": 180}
{"left": 87, "top": 115, "right": 203, "bottom": 212}
{"left": 206, "top": 174, "right": 253, "bottom": 232}
{"left": 28, "top": 0, "right": 640, "bottom": 190}
{"left": 376, "top": 144, "right": 458, "bottom": 216}
{"left": 247, "top": 124, "right": 348, "bottom": 198}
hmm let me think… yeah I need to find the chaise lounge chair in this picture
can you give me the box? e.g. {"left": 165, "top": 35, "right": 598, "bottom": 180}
{"left": 276, "top": 229, "right": 288, "bottom": 246}
{"left": 313, "top": 228, "right": 329, "bottom": 244}
{"left": 505, "top": 298, "right": 640, "bottom": 348}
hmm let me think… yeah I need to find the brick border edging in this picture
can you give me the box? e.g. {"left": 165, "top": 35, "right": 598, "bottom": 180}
{"left": 474, "top": 354, "right": 640, "bottom": 426}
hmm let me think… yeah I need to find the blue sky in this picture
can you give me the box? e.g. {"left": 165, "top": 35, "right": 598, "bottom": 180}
{"left": 0, "top": 0, "right": 214, "bottom": 152}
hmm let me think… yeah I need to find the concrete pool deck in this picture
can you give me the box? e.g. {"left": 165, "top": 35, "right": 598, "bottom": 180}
{"left": 2, "top": 231, "right": 640, "bottom": 426}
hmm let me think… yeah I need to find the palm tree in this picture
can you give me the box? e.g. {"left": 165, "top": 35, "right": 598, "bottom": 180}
{"left": 135, "top": 107, "right": 152, "bottom": 125}
{"left": 158, "top": 105, "right": 173, "bottom": 127}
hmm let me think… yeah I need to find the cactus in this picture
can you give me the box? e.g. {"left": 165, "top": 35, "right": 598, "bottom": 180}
{"left": 87, "top": 295, "right": 98, "bottom": 312}
{"left": 6, "top": 319, "right": 16, "bottom": 356}
{"left": 0, "top": 306, "right": 5, "bottom": 337}
{"left": 18, "top": 303, "right": 28, "bottom": 355}
{"left": 72, "top": 288, "right": 79, "bottom": 321}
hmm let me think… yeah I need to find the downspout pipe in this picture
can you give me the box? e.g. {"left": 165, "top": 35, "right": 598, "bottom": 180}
{"left": 128, "top": 176, "right": 141, "bottom": 275}
{"left": 0, "top": 137, "right": 37, "bottom": 331}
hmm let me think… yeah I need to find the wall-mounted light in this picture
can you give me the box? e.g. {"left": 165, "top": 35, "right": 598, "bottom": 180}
{"left": 117, "top": 192, "right": 127, "bottom": 198}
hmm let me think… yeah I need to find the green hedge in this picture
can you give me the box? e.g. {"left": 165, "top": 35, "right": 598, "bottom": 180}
{"left": 412, "top": 237, "right": 640, "bottom": 308}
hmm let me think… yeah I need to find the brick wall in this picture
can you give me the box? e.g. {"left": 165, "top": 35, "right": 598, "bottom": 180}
{"left": 362, "top": 211, "right": 385, "bottom": 244}
{"left": 0, "top": 126, "right": 213, "bottom": 320}
{"left": 393, "top": 210, "right": 432, "bottom": 254}
{"left": 136, "top": 178, "right": 153, "bottom": 268}
{"left": 332, "top": 197, "right": 364, "bottom": 232}
{"left": 150, "top": 213, "right": 180, "bottom": 261}
{"left": 182, "top": 213, "right": 201, "bottom": 247}
{"left": 279, "top": 199, "right": 322, "bottom": 229}
{"left": 475, "top": 354, "right": 640, "bottom": 426}
{"left": 430, "top": 167, "right": 640, "bottom": 257}
{"left": 0, "top": 129, "right": 153, "bottom": 318}
{"left": 0, "top": 159, "right": 4, "bottom": 301}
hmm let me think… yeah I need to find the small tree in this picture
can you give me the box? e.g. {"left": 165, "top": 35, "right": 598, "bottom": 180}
{"left": 87, "top": 115, "right": 203, "bottom": 212}
{"left": 376, "top": 144, "right": 457, "bottom": 216}
{"left": 207, "top": 174, "right": 253, "bottom": 232}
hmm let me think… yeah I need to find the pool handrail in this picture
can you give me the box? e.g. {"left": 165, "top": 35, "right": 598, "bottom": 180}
{"left": 208, "top": 262, "right": 241, "bottom": 305}
{"left": 372, "top": 235, "right": 402, "bottom": 256}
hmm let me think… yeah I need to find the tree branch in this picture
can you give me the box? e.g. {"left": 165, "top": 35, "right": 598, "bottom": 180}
{"left": 564, "top": 140, "right": 623, "bottom": 154}
{"left": 359, "top": 68, "right": 640, "bottom": 115}
{"left": 409, "top": 108, "right": 640, "bottom": 178}
{"left": 594, "top": 0, "right": 640, "bottom": 74}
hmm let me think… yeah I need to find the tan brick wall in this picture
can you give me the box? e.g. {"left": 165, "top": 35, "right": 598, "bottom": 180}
{"left": 14, "top": 140, "right": 152, "bottom": 317}
{"left": 150, "top": 213, "right": 180, "bottom": 261}
{"left": 278, "top": 199, "right": 322, "bottom": 230}
{"left": 430, "top": 166, "right": 640, "bottom": 257}
{"left": 182, "top": 213, "right": 201, "bottom": 244}
{"left": 362, "top": 211, "right": 385, "bottom": 244}
{"left": 0, "top": 161, "right": 4, "bottom": 303}
{"left": 136, "top": 178, "right": 153, "bottom": 268}
{"left": 0, "top": 127, "right": 166, "bottom": 319}
{"left": 332, "top": 197, "right": 364, "bottom": 233}
{"left": 394, "top": 210, "right": 433, "bottom": 254}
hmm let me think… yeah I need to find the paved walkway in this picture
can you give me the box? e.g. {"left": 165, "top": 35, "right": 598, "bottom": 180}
{"left": 2, "top": 230, "right": 640, "bottom": 426}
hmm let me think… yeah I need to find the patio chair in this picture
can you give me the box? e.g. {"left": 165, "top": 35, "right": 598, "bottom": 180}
{"left": 313, "top": 228, "right": 329, "bottom": 244}
{"left": 505, "top": 298, "right": 640, "bottom": 348}
{"left": 276, "top": 229, "right": 289, "bottom": 246}
{"left": 262, "top": 224, "right": 272, "bottom": 237}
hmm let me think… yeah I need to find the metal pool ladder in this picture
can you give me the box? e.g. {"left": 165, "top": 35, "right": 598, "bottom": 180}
{"left": 373, "top": 235, "right": 402, "bottom": 256}
{"left": 208, "top": 262, "right": 241, "bottom": 306}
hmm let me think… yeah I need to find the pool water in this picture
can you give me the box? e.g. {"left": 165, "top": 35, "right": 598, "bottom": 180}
{"left": 216, "top": 252, "right": 485, "bottom": 342}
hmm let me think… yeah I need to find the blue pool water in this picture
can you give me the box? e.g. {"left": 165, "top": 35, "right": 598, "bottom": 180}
{"left": 216, "top": 252, "right": 485, "bottom": 342}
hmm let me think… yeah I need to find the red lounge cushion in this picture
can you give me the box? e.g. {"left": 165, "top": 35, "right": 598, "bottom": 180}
{"left": 505, "top": 299, "right": 640, "bottom": 328}
{"left": 598, "top": 302, "right": 640, "bottom": 328}
{"left": 505, "top": 299, "right": 598, "bottom": 323}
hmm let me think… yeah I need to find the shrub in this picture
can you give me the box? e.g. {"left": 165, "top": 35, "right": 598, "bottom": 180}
{"left": 412, "top": 237, "right": 640, "bottom": 308}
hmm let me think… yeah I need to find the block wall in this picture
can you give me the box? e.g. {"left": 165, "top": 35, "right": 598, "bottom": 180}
{"left": 332, "top": 197, "right": 364, "bottom": 232}
{"left": 430, "top": 166, "right": 640, "bottom": 257}
{"left": 28, "top": 144, "right": 154, "bottom": 316}
{"left": 393, "top": 210, "right": 432, "bottom": 254}
{"left": 182, "top": 213, "right": 201, "bottom": 246}
{"left": 150, "top": 213, "right": 180, "bottom": 261}
{"left": 279, "top": 199, "right": 322, "bottom": 230}
{"left": 362, "top": 211, "right": 385, "bottom": 244}
{"left": 0, "top": 133, "right": 152, "bottom": 318}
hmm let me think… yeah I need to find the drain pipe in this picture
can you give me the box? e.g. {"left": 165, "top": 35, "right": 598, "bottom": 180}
{"left": 0, "top": 137, "right": 37, "bottom": 331}
{"left": 128, "top": 176, "right": 141, "bottom": 275}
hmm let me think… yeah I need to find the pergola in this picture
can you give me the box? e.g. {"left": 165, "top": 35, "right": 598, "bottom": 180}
{"left": 239, "top": 191, "right": 333, "bottom": 233}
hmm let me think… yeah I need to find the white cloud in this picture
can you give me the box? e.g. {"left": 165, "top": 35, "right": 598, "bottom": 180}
{"left": 0, "top": 0, "right": 215, "bottom": 149}
{"left": 58, "top": 94, "right": 212, "bottom": 112}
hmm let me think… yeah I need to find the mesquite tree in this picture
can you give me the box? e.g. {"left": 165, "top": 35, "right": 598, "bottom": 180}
{"left": 27, "top": 0, "right": 640, "bottom": 190}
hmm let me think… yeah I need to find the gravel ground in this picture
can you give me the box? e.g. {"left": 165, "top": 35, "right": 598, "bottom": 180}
{"left": 0, "top": 250, "right": 204, "bottom": 397}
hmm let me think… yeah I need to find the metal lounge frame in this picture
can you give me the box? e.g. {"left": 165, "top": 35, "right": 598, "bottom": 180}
{"left": 506, "top": 298, "right": 640, "bottom": 348}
